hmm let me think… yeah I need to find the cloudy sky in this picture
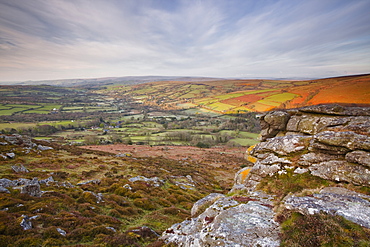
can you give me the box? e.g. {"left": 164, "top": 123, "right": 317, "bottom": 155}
{"left": 0, "top": 0, "right": 369, "bottom": 81}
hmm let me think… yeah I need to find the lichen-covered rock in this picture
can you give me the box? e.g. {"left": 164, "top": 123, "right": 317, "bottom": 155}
{"left": 346, "top": 150, "right": 370, "bottom": 168}
{"left": 162, "top": 196, "right": 280, "bottom": 247}
{"left": 314, "top": 131, "right": 370, "bottom": 151}
{"left": 309, "top": 160, "right": 370, "bottom": 185}
{"left": 191, "top": 193, "right": 225, "bottom": 217}
{"left": 264, "top": 111, "right": 290, "bottom": 130}
{"left": 234, "top": 166, "right": 253, "bottom": 186}
{"left": 301, "top": 104, "right": 370, "bottom": 116}
{"left": 285, "top": 187, "right": 370, "bottom": 228}
{"left": 20, "top": 215, "right": 39, "bottom": 230}
{"left": 37, "top": 144, "right": 53, "bottom": 151}
{"left": 11, "top": 164, "right": 29, "bottom": 173}
{"left": 21, "top": 183, "right": 42, "bottom": 197}
{"left": 252, "top": 135, "right": 311, "bottom": 156}
{"left": 0, "top": 186, "right": 10, "bottom": 193}
{"left": 298, "top": 152, "right": 342, "bottom": 167}
{"left": 129, "top": 175, "right": 164, "bottom": 187}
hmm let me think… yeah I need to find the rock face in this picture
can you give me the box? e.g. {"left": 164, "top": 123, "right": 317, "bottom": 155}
{"left": 244, "top": 104, "right": 370, "bottom": 189}
{"left": 161, "top": 192, "right": 279, "bottom": 247}
{"left": 285, "top": 187, "right": 370, "bottom": 228}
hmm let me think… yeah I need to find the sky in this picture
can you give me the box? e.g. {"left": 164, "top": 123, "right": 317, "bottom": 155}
{"left": 0, "top": 0, "right": 369, "bottom": 82}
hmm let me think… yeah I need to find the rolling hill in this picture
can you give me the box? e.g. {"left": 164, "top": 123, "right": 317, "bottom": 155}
{"left": 100, "top": 74, "right": 370, "bottom": 113}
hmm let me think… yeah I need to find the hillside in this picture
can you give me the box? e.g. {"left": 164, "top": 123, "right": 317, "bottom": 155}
{"left": 100, "top": 74, "right": 370, "bottom": 113}
{"left": 0, "top": 135, "right": 245, "bottom": 246}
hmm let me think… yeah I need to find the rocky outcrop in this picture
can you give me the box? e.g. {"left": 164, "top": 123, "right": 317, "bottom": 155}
{"left": 243, "top": 104, "right": 370, "bottom": 189}
{"left": 0, "top": 134, "right": 53, "bottom": 160}
{"left": 284, "top": 187, "right": 370, "bottom": 228}
{"left": 161, "top": 192, "right": 279, "bottom": 247}
{"left": 162, "top": 104, "right": 370, "bottom": 246}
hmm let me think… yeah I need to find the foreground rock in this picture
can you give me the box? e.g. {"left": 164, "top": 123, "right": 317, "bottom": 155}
{"left": 285, "top": 187, "right": 370, "bottom": 228}
{"left": 161, "top": 192, "right": 280, "bottom": 247}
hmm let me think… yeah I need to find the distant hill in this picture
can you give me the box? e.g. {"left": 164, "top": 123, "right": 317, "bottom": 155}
{"left": 100, "top": 74, "right": 370, "bottom": 113}
{"left": 2, "top": 76, "right": 219, "bottom": 87}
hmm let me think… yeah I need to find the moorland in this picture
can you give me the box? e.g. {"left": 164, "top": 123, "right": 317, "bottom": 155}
{"left": 0, "top": 74, "right": 369, "bottom": 246}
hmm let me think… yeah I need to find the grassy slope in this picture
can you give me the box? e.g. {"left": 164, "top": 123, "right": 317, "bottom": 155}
{"left": 0, "top": 138, "right": 237, "bottom": 246}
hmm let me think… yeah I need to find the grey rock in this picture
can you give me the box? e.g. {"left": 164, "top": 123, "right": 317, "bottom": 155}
{"left": 309, "top": 139, "right": 350, "bottom": 155}
{"left": 309, "top": 160, "right": 370, "bottom": 185}
{"left": 11, "top": 164, "right": 29, "bottom": 173}
{"left": 298, "top": 152, "right": 342, "bottom": 167}
{"left": 346, "top": 150, "right": 370, "bottom": 168}
{"left": 297, "top": 116, "right": 320, "bottom": 135}
{"left": 286, "top": 115, "right": 301, "bottom": 132}
{"left": 314, "top": 131, "right": 370, "bottom": 151}
{"left": 39, "top": 176, "right": 54, "bottom": 185}
{"left": 57, "top": 228, "right": 67, "bottom": 236}
{"left": 293, "top": 167, "right": 309, "bottom": 174}
{"left": 234, "top": 166, "right": 253, "bottom": 186}
{"left": 162, "top": 196, "right": 280, "bottom": 247}
{"left": 0, "top": 178, "right": 15, "bottom": 188}
{"left": 258, "top": 153, "right": 292, "bottom": 165}
{"left": 129, "top": 176, "right": 164, "bottom": 187}
{"left": 170, "top": 176, "right": 196, "bottom": 190}
{"left": 251, "top": 162, "right": 281, "bottom": 178}
{"left": 106, "top": 226, "right": 116, "bottom": 232}
{"left": 299, "top": 104, "right": 370, "bottom": 116}
{"left": 191, "top": 193, "right": 225, "bottom": 217}
{"left": 285, "top": 187, "right": 370, "bottom": 228}
{"left": 77, "top": 179, "right": 101, "bottom": 186}
{"left": 20, "top": 215, "right": 38, "bottom": 230}
{"left": 252, "top": 135, "right": 312, "bottom": 156}
{"left": 123, "top": 184, "right": 132, "bottom": 190}
{"left": 0, "top": 186, "right": 10, "bottom": 193}
{"left": 37, "top": 145, "right": 53, "bottom": 151}
{"left": 6, "top": 153, "right": 15, "bottom": 159}
{"left": 264, "top": 111, "right": 290, "bottom": 130}
{"left": 21, "top": 183, "right": 43, "bottom": 197}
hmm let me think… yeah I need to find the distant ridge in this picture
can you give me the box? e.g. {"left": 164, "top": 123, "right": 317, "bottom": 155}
{"left": 0, "top": 76, "right": 220, "bottom": 87}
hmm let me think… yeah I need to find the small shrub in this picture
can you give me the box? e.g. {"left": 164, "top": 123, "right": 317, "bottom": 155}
{"left": 133, "top": 198, "right": 157, "bottom": 210}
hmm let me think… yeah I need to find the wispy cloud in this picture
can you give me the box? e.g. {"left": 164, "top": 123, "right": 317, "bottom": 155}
{"left": 0, "top": 0, "right": 369, "bottom": 81}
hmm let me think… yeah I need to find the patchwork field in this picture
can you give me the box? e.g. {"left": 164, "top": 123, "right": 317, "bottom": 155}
{"left": 102, "top": 74, "right": 370, "bottom": 113}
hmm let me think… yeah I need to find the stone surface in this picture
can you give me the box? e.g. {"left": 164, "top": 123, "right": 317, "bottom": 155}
{"left": 285, "top": 187, "right": 370, "bottom": 228}
{"left": 298, "top": 152, "right": 342, "bottom": 167}
{"left": 315, "top": 131, "right": 370, "bottom": 151}
{"left": 346, "top": 150, "right": 370, "bottom": 168}
{"left": 37, "top": 144, "right": 53, "bottom": 151}
{"left": 129, "top": 176, "right": 164, "bottom": 187}
{"left": 264, "top": 111, "right": 290, "bottom": 130}
{"left": 20, "top": 215, "right": 38, "bottom": 230}
{"left": 252, "top": 135, "right": 311, "bottom": 156}
{"left": 57, "top": 228, "right": 67, "bottom": 236}
{"left": 191, "top": 193, "right": 225, "bottom": 217}
{"left": 309, "top": 160, "right": 370, "bottom": 185}
{"left": 162, "top": 196, "right": 280, "bottom": 247}
{"left": 0, "top": 186, "right": 10, "bottom": 193}
{"left": 11, "top": 164, "right": 29, "bottom": 173}
{"left": 21, "top": 183, "right": 43, "bottom": 197}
